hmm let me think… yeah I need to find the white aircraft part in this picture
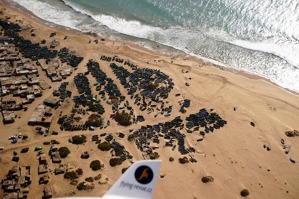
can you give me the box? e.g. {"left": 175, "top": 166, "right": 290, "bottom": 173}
{"left": 103, "top": 160, "right": 161, "bottom": 199}
{"left": 55, "top": 160, "right": 161, "bottom": 199}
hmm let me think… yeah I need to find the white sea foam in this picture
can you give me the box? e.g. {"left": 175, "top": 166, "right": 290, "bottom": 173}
{"left": 10, "top": 0, "right": 299, "bottom": 93}
{"left": 201, "top": 25, "right": 299, "bottom": 67}
{"left": 12, "top": 0, "right": 82, "bottom": 31}
{"left": 89, "top": 14, "right": 299, "bottom": 92}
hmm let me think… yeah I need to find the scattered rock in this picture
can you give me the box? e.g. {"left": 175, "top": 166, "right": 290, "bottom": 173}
{"left": 81, "top": 151, "right": 89, "bottom": 159}
{"left": 201, "top": 176, "right": 214, "bottom": 183}
{"left": 99, "top": 178, "right": 108, "bottom": 185}
{"left": 189, "top": 156, "right": 197, "bottom": 163}
{"left": 284, "top": 146, "right": 291, "bottom": 154}
{"left": 85, "top": 177, "right": 94, "bottom": 182}
{"left": 290, "top": 158, "right": 296, "bottom": 164}
{"left": 50, "top": 32, "right": 56, "bottom": 37}
{"left": 149, "top": 152, "right": 160, "bottom": 160}
{"left": 94, "top": 174, "right": 101, "bottom": 180}
{"left": 77, "top": 181, "right": 94, "bottom": 191}
{"left": 240, "top": 189, "right": 249, "bottom": 197}
{"left": 263, "top": 144, "right": 271, "bottom": 151}
{"left": 160, "top": 173, "right": 165, "bottom": 178}
{"left": 178, "top": 157, "right": 189, "bottom": 164}
{"left": 70, "top": 180, "right": 78, "bottom": 186}
{"left": 121, "top": 167, "right": 129, "bottom": 174}
{"left": 285, "top": 130, "right": 299, "bottom": 137}
{"left": 50, "top": 39, "right": 60, "bottom": 48}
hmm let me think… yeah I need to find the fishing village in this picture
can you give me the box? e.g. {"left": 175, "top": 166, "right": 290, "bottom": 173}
{"left": 0, "top": 3, "right": 299, "bottom": 199}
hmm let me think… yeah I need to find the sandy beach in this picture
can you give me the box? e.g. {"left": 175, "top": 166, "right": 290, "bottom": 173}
{"left": 0, "top": 1, "right": 299, "bottom": 199}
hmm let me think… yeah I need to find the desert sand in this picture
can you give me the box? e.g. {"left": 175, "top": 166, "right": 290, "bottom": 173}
{"left": 0, "top": 1, "right": 299, "bottom": 199}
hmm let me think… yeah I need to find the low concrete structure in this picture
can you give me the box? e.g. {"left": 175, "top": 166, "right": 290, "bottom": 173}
{"left": 50, "top": 151, "right": 61, "bottom": 163}
{"left": 1, "top": 166, "right": 31, "bottom": 199}
{"left": 0, "top": 61, "right": 14, "bottom": 77}
{"left": 43, "top": 98, "right": 60, "bottom": 108}
{"left": 15, "top": 59, "right": 38, "bottom": 75}
{"left": 38, "top": 164, "right": 48, "bottom": 175}
{"left": 42, "top": 187, "right": 53, "bottom": 199}
{"left": 0, "top": 44, "right": 20, "bottom": 61}
{"left": 39, "top": 174, "right": 50, "bottom": 184}
{"left": 28, "top": 104, "right": 52, "bottom": 126}
{"left": 2, "top": 110, "right": 15, "bottom": 123}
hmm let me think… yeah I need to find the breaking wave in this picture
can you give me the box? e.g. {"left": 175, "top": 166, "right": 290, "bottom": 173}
{"left": 10, "top": 0, "right": 299, "bottom": 92}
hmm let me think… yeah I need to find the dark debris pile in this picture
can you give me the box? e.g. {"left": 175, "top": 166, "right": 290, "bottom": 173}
{"left": 110, "top": 63, "right": 174, "bottom": 101}
{"left": 0, "top": 20, "right": 57, "bottom": 60}
{"left": 73, "top": 73, "right": 105, "bottom": 114}
{"left": 58, "top": 47, "right": 83, "bottom": 68}
{"left": 128, "top": 109, "right": 227, "bottom": 156}
{"left": 86, "top": 60, "right": 124, "bottom": 102}
{"left": 53, "top": 82, "right": 72, "bottom": 100}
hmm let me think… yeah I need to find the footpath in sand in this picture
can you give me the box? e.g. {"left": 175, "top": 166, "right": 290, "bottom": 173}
{"left": 0, "top": 2, "right": 299, "bottom": 199}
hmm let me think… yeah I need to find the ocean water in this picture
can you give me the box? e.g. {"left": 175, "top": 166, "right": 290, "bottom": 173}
{"left": 10, "top": 0, "right": 299, "bottom": 92}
